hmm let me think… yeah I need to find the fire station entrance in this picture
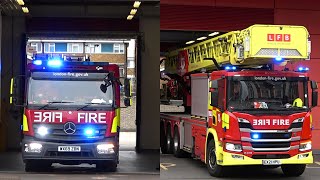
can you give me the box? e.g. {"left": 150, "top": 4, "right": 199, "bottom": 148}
{"left": 0, "top": 0, "right": 159, "bottom": 176}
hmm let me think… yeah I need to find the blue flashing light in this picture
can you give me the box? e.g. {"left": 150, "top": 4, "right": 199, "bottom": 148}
{"left": 225, "top": 66, "right": 236, "bottom": 71}
{"left": 47, "top": 60, "right": 62, "bottom": 67}
{"left": 85, "top": 128, "right": 94, "bottom": 136}
{"left": 33, "top": 60, "right": 42, "bottom": 65}
{"left": 298, "top": 67, "right": 309, "bottom": 72}
{"left": 252, "top": 134, "right": 260, "bottom": 139}
{"left": 275, "top": 57, "right": 283, "bottom": 61}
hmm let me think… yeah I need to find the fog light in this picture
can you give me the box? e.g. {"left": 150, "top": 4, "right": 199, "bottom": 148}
{"left": 25, "top": 143, "right": 42, "bottom": 153}
{"left": 298, "top": 154, "right": 309, "bottom": 159}
{"left": 97, "top": 144, "right": 115, "bottom": 154}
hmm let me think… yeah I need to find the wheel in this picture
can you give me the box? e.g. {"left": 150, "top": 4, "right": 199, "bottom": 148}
{"left": 25, "top": 160, "right": 51, "bottom": 172}
{"left": 160, "top": 123, "right": 168, "bottom": 154}
{"left": 166, "top": 126, "right": 173, "bottom": 154}
{"left": 206, "top": 139, "right": 224, "bottom": 177}
{"left": 96, "top": 161, "right": 117, "bottom": 172}
{"left": 281, "top": 164, "right": 306, "bottom": 177}
{"left": 173, "top": 127, "right": 185, "bottom": 158}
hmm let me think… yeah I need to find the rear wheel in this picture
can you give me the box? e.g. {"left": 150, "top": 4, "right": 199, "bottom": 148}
{"left": 281, "top": 164, "right": 306, "bottom": 177}
{"left": 96, "top": 161, "right": 117, "bottom": 172}
{"left": 166, "top": 126, "right": 173, "bottom": 154}
{"left": 173, "top": 127, "right": 185, "bottom": 158}
{"left": 206, "top": 139, "right": 224, "bottom": 177}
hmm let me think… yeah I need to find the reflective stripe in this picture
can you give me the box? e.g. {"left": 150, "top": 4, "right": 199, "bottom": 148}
{"left": 23, "top": 114, "right": 29, "bottom": 132}
{"left": 222, "top": 113, "right": 230, "bottom": 129}
{"left": 111, "top": 108, "right": 120, "bottom": 133}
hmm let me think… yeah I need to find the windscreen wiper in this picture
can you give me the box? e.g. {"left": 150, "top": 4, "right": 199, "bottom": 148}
{"left": 77, "top": 102, "right": 108, "bottom": 111}
{"left": 38, "top": 101, "right": 74, "bottom": 110}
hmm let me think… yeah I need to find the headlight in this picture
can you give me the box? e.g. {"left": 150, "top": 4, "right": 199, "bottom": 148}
{"left": 37, "top": 126, "right": 48, "bottom": 136}
{"left": 225, "top": 143, "right": 242, "bottom": 152}
{"left": 97, "top": 144, "right": 115, "bottom": 154}
{"left": 299, "top": 141, "right": 312, "bottom": 151}
{"left": 25, "top": 143, "right": 42, "bottom": 153}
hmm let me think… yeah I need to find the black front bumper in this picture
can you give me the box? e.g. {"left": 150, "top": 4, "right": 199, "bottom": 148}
{"left": 22, "top": 136, "right": 118, "bottom": 165}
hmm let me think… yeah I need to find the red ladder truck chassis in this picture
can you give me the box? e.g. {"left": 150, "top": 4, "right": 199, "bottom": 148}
{"left": 160, "top": 25, "right": 317, "bottom": 177}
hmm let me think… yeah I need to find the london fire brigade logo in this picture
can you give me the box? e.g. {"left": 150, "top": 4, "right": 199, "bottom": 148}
{"left": 64, "top": 122, "right": 76, "bottom": 135}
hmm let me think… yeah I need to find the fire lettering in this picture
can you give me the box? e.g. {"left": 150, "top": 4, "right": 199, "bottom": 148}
{"left": 78, "top": 113, "right": 107, "bottom": 123}
{"left": 33, "top": 112, "right": 62, "bottom": 123}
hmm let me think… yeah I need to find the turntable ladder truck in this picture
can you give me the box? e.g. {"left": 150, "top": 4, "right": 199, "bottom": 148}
{"left": 160, "top": 24, "right": 318, "bottom": 177}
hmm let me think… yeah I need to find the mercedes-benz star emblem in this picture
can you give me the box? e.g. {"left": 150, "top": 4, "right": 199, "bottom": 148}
{"left": 64, "top": 122, "right": 76, "bottom": 135}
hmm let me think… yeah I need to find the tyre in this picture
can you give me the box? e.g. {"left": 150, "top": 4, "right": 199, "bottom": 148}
{"left": 96, "top": 161, "right": 117, "bottom": 172}
{"left": 281, "top": 164, "right": 306, "bottom": 177}
{"left": 25, "top": 160, "right": 51, "bottom": 172}
{"left": 160, "top": 123, "right": 168, "bottom": 154}
{"left": 173, "top": 127, "right": 185, "bottom": 158}
{"left": 206, "top": 139, "right": 224, "bottom": 177}
{"left": 166, "top": 126, "right": 173, "bottom": 154}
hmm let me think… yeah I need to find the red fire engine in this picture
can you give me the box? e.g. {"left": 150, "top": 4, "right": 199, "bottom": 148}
{"left": 160, "top": 25, "right": 317, "bottom": 177}
{"left": 10, "top": 59, "right": 131, "bottom": 172}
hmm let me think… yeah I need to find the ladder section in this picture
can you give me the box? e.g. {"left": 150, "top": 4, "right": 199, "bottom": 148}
{"left": 165, "top": 24, "right": 310, "bottom": 76}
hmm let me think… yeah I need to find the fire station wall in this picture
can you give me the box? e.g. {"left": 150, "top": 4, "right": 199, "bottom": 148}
{"left": 274, "top": 0, "right": 320, "bottom": 151}
{"left": 0, "top": 12, "right": 3, "bottom": 151}
{"left": 0, "top": 16, "right": 26, "bottom": 151}
{"left": 137, "top": 15, "right": 160, "bottom": 151}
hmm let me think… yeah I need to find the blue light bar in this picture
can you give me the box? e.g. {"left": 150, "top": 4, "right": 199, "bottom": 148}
{"left": 252, "top": 134, "right": 260, "bottom": 139}
{"left": 275, "top": 57, "right": 283, "bottom": 61}
{"left": 298, "top": 67, "right": 309, "bottom": 72}
{"left": 47, "top": 60, "right": 62, "bottom": 67}
{"left": 225, "top": 66, "right": 236, "bottom": 71}
{"left": 85, "top": 128, "right": 94, "bottom": 136}
{"left": 33, "top": 60, "right": 42, "bottom": 65}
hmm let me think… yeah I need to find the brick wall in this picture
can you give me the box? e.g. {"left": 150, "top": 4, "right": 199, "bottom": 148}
{"left": 90, "top": 54, "right": 125, "bottom": 63}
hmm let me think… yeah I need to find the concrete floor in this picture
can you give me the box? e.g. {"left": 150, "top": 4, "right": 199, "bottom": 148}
{"left": 160, "top": 154, "right": 320, "bottom": 180}
{"left": 0, "top": 132, "right": 159, "bottom": 179}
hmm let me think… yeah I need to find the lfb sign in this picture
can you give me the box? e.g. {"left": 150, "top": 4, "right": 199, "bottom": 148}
{"left": 267, "top": 34, "right": 291, "bottom": 42}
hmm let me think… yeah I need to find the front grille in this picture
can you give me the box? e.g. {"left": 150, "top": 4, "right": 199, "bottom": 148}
{"left": 252, "top": 154, "right": 291, "bottom": 159}
{"left": 44, "top": 151, "right": 94, "bottom": 158}
{"left": 255, "top": 48, "right": 301, "bottom": 57}
{"left": 239, "top": 122, "right": 252, "bottom": 129}
{"left": 33, "top": 124, "right": 107, "bottom": 142}
{"left": 251, "top": 142, "right": 291, "bottom": 149}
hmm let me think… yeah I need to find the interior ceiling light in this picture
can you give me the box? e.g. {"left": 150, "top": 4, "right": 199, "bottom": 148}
{"left": 22, "top": 7, "right": 29, "bottom": 13}
{"left": 208, "top": 32, "right": 219, "bottom": 36}
{"left": 197, "top": 37, "right": 207, "bottom": 41}
{"left": 16, "top": 0, "right": 25, "bottom": 6}
{"left": 130, "top": 9, "right": 137, "bottom": 15}
{"left": 127, "top": 15, "right": 134, "bottom": 20}
{"left": 133, "top": 1, "right": 141, "bottom": 8}
{"left": 186, "top": 40, "right": 195, "bottom": 45}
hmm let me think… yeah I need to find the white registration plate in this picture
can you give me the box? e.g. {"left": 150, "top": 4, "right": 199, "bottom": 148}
{"left": 262, "top": 160, "right": 281, "bottom": 165}
{"left": 58, "top": 146, "right": 81, "bottom": 152}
